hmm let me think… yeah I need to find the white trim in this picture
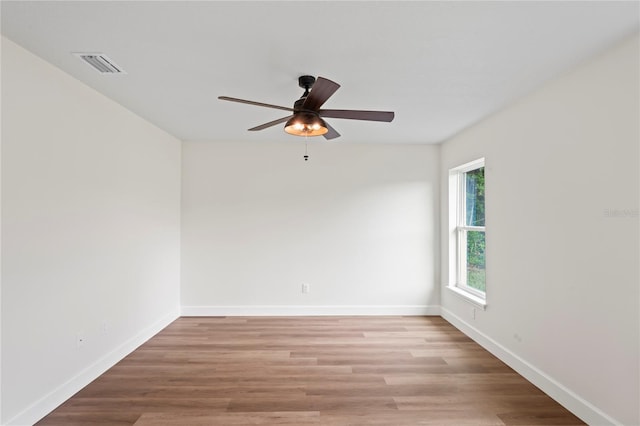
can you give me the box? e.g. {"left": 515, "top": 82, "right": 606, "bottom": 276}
{"left": 440, "top": 307, "right": 622, "bottom": 426}
{"left": 5, "top": 308, "right": 180, "bottom": 426}
{"left": 458, "top": 225, "right": 485, "bottom": 232}
{"left": 180, "top": 305, "right": 440, "bottom": 317}
{"left": 450, "top": 157, "right": 485, "bottom": 174}
{"left": 446, "top": 285, "right": 487, "bottom": 309}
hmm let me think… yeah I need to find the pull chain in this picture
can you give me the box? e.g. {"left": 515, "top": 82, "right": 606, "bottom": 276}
{"left": 303, "top": 136, "right": 309, "bottom": 161}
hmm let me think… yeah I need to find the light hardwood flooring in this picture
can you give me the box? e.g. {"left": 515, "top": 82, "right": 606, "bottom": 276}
{"left": 37, "top": 316, "right": 585, "bottom": 425}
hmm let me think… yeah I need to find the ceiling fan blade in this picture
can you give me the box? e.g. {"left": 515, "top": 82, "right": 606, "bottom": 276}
{"left": 319, "top": 109, "right": 395, "bottom": 122}
{"left": 248, "top": 115, "right": 293, "bottom": 131}
{"left": 218, "top": 96, "right": 294, "bottom": 112}
{"left": 302, "top": 77, "right": 340, "bottom": 111}
{"left": 323, "top": 122, "right": 341, "bottom": 140}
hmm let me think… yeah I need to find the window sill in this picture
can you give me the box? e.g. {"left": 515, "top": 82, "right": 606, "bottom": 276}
{"left": 446, "top": 285, "right": 487, "bottom": 310}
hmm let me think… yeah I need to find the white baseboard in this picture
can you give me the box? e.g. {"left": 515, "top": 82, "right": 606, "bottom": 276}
{"left": 181, "top": 305, "right": 440, "bottom": 317}
{"left": 6, "top": 308, "right": 180, "bottom": 426}
{"left": 440, "top": 307, "right": 621, "bottom": 426}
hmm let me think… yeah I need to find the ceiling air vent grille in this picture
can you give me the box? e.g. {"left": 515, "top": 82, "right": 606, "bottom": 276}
{"left": 74, "top": 53, "right": 126, "bottom": 74}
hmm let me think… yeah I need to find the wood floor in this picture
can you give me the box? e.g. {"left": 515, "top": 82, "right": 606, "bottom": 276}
{"left": 38, "top": 316, "right": 584, "bottom": 425}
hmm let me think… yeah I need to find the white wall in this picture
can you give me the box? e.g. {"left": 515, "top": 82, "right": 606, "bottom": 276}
{"left": 1, "top": 37, "right": 182, "bottom": 425}
{"left": 440, "top": 34, "right": 639, "bottom": 426}
{"left": 0, "top": 35, "right": 3, "bottom": 425}
{"left": 181, "top": 141, "right": 439, "bottom": 315}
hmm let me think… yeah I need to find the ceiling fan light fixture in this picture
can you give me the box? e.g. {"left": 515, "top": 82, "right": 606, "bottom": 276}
{"left": 284, "top": 112, "right": 328, "bottom": 137}
{"left": 219, "top": 75, "right": 394, "bottom": 140}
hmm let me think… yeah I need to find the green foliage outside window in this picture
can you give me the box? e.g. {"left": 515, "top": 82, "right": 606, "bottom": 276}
{"left": 465, "top": 168, "right": 485, "bottom": 292}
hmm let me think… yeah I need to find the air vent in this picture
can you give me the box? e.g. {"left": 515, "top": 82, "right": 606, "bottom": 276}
{"left": 73, "top": 53, "right": 126, "bottom": 74}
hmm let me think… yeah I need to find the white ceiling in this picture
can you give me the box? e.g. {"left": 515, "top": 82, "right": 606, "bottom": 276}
{"left": 2, "top": 1, "right": 638, "bottom": 144}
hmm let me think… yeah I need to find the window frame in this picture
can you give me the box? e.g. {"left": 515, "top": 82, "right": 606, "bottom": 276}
{"left": 448, "top": 158, "right": 487, "bottom": 307}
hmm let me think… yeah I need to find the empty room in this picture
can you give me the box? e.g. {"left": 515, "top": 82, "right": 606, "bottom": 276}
{"left": 1, "top": 1, "right": 638, "bottom": 425}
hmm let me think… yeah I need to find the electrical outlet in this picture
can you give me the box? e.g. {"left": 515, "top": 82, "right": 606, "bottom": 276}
{"left": 76, "top": 332, "right": 85, "bottom": 348}
{"left": 302, "top": 283, "right": 310, "bottom": 294}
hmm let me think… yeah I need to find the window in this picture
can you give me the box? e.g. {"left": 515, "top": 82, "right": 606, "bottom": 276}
{"left": 449, "top": 159, "right": 486, "bottom": 305}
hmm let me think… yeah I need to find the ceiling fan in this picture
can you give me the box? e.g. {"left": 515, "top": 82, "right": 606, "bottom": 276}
{"left": 218, "top": 75, "right": 394, "bottom": 140}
